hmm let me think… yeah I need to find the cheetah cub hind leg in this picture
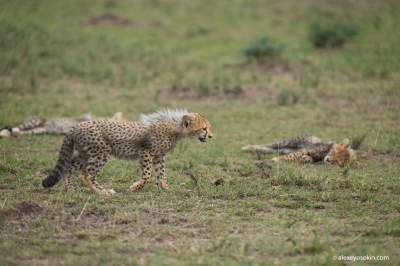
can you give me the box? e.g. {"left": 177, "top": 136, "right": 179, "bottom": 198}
{"left": 79, "top": 144, "right": 116, "bottom": 196}
{"left": 63, "top": 174, "right": 75, "bottom": 192}
{"left": 80, "top": 175, "right": 116, "bottom": 196}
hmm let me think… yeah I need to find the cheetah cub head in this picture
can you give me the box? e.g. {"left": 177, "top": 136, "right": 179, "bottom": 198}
{"left": 324, "top": 138, "right": 355, "bottom": 167}
{"left": 181, "top": 113, "right": 213, "bottom": 143}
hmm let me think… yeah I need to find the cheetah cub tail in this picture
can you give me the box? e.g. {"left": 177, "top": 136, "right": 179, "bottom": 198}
{"left": 42, "top": 135, "right": 74, "bottom": 188}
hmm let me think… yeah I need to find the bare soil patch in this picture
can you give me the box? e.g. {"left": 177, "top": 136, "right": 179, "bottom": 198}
{"left": 79, "top": 209, "right": 110, "bottom": 226}
{"left": 359, "top": 149, "right": 400, "bottom": 165}
{"left": 0, "top": 201, "right": 46, "bottom": 222}
{"left": 252, "top": 59, "right": 292, "bottom": 74}
{"left": 313, "top": 91, "right": 354, "bottom": 110}
{"left": 86, "top": 13, "right": 136, "bottom": 27}
{"left": 158, "top": 84, "right": 277, "bottom": 101}
{"left": 225, "top": 57, "right": 292, "bottom": 74}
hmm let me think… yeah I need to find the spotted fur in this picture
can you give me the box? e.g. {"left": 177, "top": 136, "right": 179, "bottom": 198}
{"left": 42, "top": 109, "right": 213, "bottom": 195}
{"left": 1, "top": 112, "right": 125, "bottom": 137}
{"left": 243, "top": 135, "right": 354, "bottom": 167}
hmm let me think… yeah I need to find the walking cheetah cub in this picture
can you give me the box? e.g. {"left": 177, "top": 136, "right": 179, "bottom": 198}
{"left": 42, "top": 109, "right": 213, "bottom": 195}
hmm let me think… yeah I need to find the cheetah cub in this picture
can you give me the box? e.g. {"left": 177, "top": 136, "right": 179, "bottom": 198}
{"left": 242, "top": 135, "right": 354, "bottom": 167}
{"left": 42, "top": 109, "right": 213, "bottom": 195}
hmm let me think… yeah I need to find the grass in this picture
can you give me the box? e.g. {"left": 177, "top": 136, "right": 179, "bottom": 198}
{"left": 309, "top": 19, "right": 358, "bottom": 48}
{"left": 243, "top": 36, "right": 283, "bottom": 62}
{"left": 1, "top": 0, "right": 400, "bottom": 265}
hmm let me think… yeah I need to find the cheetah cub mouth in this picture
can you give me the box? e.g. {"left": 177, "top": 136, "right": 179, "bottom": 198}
{"left": 198, "top": 136, "right": 207, "bottom": 142}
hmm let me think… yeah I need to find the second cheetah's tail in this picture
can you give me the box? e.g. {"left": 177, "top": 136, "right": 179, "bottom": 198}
{"left": 42, "top": 135, "right": 74, "bottom": 188}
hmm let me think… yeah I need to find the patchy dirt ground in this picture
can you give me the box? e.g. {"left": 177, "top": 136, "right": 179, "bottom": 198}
{"left": 158, "top": 84, "right": 278, "bottom": 102}
{"left": 86, "top": 13, "right": 136, "bottom": 27}
{"left": 0, "top": 201, "right": 46, "bottom": 225}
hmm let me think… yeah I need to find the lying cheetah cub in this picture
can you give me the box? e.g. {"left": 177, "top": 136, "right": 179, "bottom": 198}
{"left": 0, "top": 112, "right": 125, "bottom": 138}
{"left": 42, "top": 109, "right": 213, "bottom": 195}
{"left": 242, "top": 135, "right": 354, "bottom": 167}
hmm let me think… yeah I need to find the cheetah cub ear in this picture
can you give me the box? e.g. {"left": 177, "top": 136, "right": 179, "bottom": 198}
{"left": 182, "top": 114, "right": 193, "bottom": 129}
{"left": 341, "top": 138, "right": 350, "bottom": 147}
{"left": 112, "top": 112, "right": 126, "bottom": 122}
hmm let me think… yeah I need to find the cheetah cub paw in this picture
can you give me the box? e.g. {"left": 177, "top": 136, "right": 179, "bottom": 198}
{"left": 129, "top": 181, "right": 145, "bottom": 192}
{"left": 99, "top": 188, "right": 116, "bottom": 196}
{"left": 159, "top": 182, "right": 169, "bottom": 190}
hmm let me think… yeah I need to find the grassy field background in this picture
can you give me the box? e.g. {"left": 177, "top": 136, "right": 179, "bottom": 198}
{"left": 0, "top": 0, "right": 399, "bottom": 265}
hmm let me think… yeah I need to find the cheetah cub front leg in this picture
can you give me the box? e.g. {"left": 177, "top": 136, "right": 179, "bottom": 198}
{"left": 154, "top": 156, "right": 169, "bottom": 190}
{"left": 272, "top": 150, "right": 313, "bottom": 164}
{"left": 129, "top": 152, "right": 153, "bottom": 192}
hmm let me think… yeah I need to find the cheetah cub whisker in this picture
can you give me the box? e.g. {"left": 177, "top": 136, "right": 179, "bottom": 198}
{"left": 42, "top": 109, "right": 213, "bottom": 195}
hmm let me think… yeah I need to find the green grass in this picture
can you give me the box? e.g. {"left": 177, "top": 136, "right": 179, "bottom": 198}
{"left": 308, "top": 19, "right": 359, "bottom": 48}
{"left": 1, "top": 0, "right": 400, "bottom": 265}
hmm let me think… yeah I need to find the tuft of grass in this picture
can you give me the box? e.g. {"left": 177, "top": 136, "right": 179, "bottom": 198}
{"left": 277, "top": 88, "right": 299, "bottom": 106}
{"left": 350, "top": 133, "right": 367, "bottom": 150}
{"left": 309, "top": 19, "right": 358, "bottom": 48}
{"left": 359, "top": 191, "right": 376, "bottom": 203}
{"left": 302, "top": 232, "right": 326, "bottom": 255}
{"left": 384, "top": 218, "right": 400, "bottom": 237}
{"left": 366, "top": 218, "right": 400, "bottom": 238}
{"left": 243, "top": 36, "right": 282, "bottom": 62}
